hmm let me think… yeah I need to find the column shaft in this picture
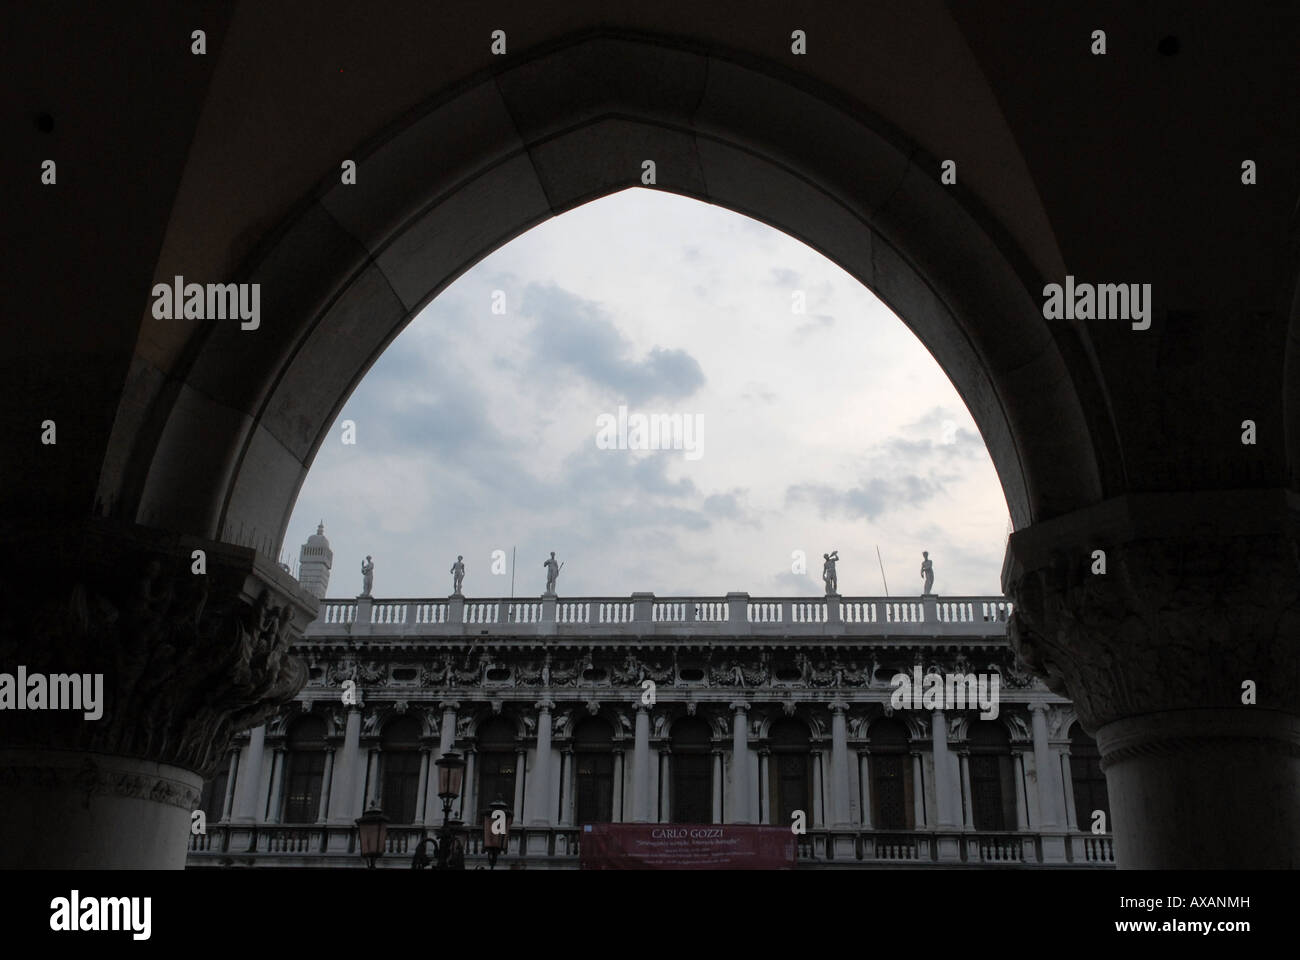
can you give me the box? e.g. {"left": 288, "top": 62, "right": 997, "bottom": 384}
{"left": 527, "top": 702, "right": 554, "bottom": 826}
{"left": 327, "top": 709, "right": 361, "bottom": 824}
{"left": 233, "top": 724, "right": 267, "bottom": 823}
{"left": 632, "top": 707, "right": 651, "bottom": 822}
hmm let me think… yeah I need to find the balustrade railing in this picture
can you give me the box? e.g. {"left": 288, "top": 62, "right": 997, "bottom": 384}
{"left": 188, "top": 824, "right": 1109, "bottom": 867}
{"left": 306, "top": 593, "right": 1013, "bottom": 638}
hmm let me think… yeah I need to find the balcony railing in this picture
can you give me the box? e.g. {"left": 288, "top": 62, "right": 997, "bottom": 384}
{"left": 309, "top": 594, "right": 1014, "bottom": 640}
{"left": 187, "top": 823, "right": 1110, "bottom": 867}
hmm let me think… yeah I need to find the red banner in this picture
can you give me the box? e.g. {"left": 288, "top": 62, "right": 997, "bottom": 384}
{"left": 579, "top": 823, "right": 797, "bottom": 870}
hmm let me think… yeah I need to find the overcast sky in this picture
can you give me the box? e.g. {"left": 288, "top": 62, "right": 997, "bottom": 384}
{"left": 285, "top": 189, "right": 1010, "bottom": 600}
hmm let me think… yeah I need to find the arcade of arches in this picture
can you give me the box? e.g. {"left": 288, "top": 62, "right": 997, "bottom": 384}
{"left": 5, "top": 2, "right": 1300, "bottom": 869}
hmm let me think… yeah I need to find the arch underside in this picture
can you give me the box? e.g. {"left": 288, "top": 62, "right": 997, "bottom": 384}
{"left": 127, "top": 34, "right": 1106, "bottom": 555}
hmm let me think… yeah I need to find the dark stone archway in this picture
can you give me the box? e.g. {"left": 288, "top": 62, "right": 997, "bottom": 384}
{"left": 119, "top": 33, "right": 1108, "bottom": 553}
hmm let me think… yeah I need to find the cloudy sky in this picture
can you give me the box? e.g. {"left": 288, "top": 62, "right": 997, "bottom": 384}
{"left": 286, "top": 189, "right": 1010, "bottom": 600}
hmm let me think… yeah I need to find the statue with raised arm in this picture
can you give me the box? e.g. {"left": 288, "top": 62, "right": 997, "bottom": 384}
{"left": 543, "top": 551, "right": 562, "bottom": 595}
{"left": 450, "top": 555, "right": 465, "bottom": 595}
{"left": 822, "top": 550, "right": 839, "bottom": 596}
{"left": 920, "top": 551, "right": 934, "bottom": 596}
{"left": 361, "top": 556, "right": 374, "bottom": 596}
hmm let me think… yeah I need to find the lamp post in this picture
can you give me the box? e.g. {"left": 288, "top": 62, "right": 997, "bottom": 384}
{"left": 483, "top": 797, "right": 514, "bottom": 869}
{"left": 412, "top": 751, "right": 467, "bottom": 870}
{"left": 355, "top": 805, "right": 389, "bottom": 869}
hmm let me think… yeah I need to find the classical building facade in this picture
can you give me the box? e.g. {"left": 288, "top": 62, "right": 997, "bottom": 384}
{"left": 187, "top": 541, "right": 1113, "bottom": 869}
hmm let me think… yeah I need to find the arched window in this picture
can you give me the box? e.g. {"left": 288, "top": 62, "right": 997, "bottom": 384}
{"left": 869, "top": 717, "right": 911, "bottom": 830}
{"left": 476, "top": 717, "right": 518, "bottom": 823}
{"left": 671, "top": 717, "right": 712, "bottom": 823}
{"left": 1069, "top": 723, "right": 1110, "bottom": 831}
{"left": 967, "top": 722, "right": 1014, "bottom": 831}
{"left": 381, "top": 716, "right": 423, "bottom": 824}
{"left": 282, "top": 716, "right": 328, "bottom": 824}
{"left": 572, "top": 716, "right": 615, "bottom": 825}
{"left": 768, "top": 718, "right": 811, "bottom": 827}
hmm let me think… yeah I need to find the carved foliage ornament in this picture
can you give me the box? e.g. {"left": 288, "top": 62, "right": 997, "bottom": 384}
{"left": 1007, "top": 532, "right": 1300, "bottom": 730}
{"left": 0, "top": 537, "right": 312, "bottom": 780}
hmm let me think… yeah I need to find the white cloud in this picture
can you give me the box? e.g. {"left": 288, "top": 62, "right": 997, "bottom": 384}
{"left": 287, "top": 189, "right": 1010, "bottom": 599}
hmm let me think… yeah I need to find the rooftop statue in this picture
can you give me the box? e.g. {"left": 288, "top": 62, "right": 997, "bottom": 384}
{"left": 360, "top": 556, "right": 374, "bottom": 596}
{"left": 543, "top": 551, "right": 563, "bottom": 595}
{"left": 450, "top": 555, "right": 465, "bottom": 596}
{"left": 920, "top": 551, "right": 934, "bottom": 596}
{"left": 822, "top": 550, "right": 839, "bottom": 595}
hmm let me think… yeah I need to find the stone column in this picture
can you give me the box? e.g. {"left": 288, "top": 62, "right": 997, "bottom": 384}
{"left": 413, "top": 748, "right": 430, "bottom": 827}
{"left": 730, "top": 701, "right": 751, "bottom": 823}
{"left": 421, "top": 742, "right": 441, "bottom": 826}
{"left": 327, "top": 708, "right": 361, "bottom": 824}
{"left": 858, "top": 751, "right": 872, "bottom": 828}
{"left": 233, "top": 724, "right": 267, "bottom": 823}
{"left": 717, "top": 749, "right": 728, "bottom": 822}
{"left": 1060, "top": 749, "right": 1079, "bottom": 831}
{"left": 512, "top": 747, "right": 527, "bottom": 824}
{"left": 560, "top": 747, "right": 574, "bottom": 825}
{"left": 1012, "top": 750, "right": 1029, "bottom": 830}
{"left": 958, "top": 750, "right": 974, "bottom": 829}
{"left": 527, "top": 699, "right": 555, "bottom": 827}
{"left": 1028, "top": 704, "right": 1067, "bottom": 862}
{"left": 359, "top": 747, "right": 379, "bottom": 812}
{"left": 317, "top": 750, "right": 334, "bottom": 823}
{"left": 1029, "top": 704, "right": 1062, "bottom": 827}
{"left": 931, "top": 711, "right": 957, "bottom": 827}
{"left": 632, "top": 705, "right": 651, "bottom": 822}
{"left": 265, "top": 746, "right": 286, "bottom": 822}
{"left": 930, "top": 711, "right": 960, "bottom": 861}
{"left": 658, "top": 749, "right": 671, "bottom": 822}
{"left": 438, "top": 700, "right": 458, "bottom": 754}
{"left": 811, "top": 750, "right": 825, "bottom": 827}
{"left": 220, "top": 750, "right": 240, "bottom": 821}
{"left": 757, "top": 748, "right": 770, "bottom": 824}
{"left": 910, "top": 751, "right": 926, "bottom": 828}
{"left": 459, "top": 748, "right": 476, "bottom": 823}
{"left": 829, "top": 701, "right": 852, "bottom": 826}
{"left": 1004, "top": 499, "right": 1300, "bottom": 868}
{"left": 611, "top": 749, "right": 624, "bottom": 822}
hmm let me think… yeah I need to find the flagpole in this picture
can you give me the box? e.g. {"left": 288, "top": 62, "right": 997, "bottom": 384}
{"left": 876, "top": 545, "right": 890, "bottom": 597}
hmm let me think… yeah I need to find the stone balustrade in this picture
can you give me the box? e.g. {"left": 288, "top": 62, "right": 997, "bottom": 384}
{"left": 311, "top": 593, "right": 1013, "bottom": 640}
{"left": 187, "top": 823, "right": 1110, "bottom": 868}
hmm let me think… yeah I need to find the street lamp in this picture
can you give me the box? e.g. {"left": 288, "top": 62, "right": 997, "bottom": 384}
{"left": 483, "top": 798, "right": 514, "bottom": 869}
{"left": 355, "top": 805, "right": 389, "bottom": 869}
{"left": 436, "top": 751, "right": 466, "bottom": 803}
{"left": 411, "top": 751, "right": 467, "bottom": 870}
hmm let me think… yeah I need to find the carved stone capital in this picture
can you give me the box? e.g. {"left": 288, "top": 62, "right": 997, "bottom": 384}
{"left": 0, "top": 520, "right": 315, "bottom": 779}
{"left": 1005, "top": 497, "right": 1300, "bottom": 730}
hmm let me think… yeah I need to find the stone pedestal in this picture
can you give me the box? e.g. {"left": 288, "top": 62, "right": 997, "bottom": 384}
{"left": 0, "top": 749, "right": 202, "bottom": 869}
{"left": 1096, "top": 709, "right": 1300, "bottom": 868}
